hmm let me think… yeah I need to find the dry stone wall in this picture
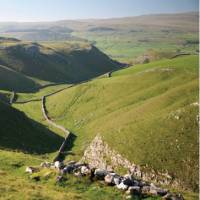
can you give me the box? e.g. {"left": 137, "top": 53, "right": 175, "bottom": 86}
{"left": 80, "top": 135, "right": 180, "bottom": 188}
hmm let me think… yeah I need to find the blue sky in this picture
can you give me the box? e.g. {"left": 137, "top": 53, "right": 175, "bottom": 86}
{"left": 0, "top": 0, "right": 198, "bottom": 22}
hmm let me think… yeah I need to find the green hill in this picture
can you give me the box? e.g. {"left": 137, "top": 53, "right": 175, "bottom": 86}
{"left": 0, "top": 38, "right": 120, "bottom": 92}
{"left": 44, "top": 55, "right": 199, "bottom": 191}
{"left": 0, "top": 12, "right": 198, "bottom": 62}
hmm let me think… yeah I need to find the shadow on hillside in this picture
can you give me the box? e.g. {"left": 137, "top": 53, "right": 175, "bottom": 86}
{"left": 53, "top": 133, "right": 77, "bottom": 162}
{"left": 0, "top": 45, "right": 123, "bottom": 93}
{"left": 0, "top": 102, "right": 64, "bottom": 154}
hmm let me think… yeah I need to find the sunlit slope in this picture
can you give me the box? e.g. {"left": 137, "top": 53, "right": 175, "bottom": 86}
{"left": 45, "top": 55, "right": 199, "bottom": 190}
{"left": 0, "top": 38, "right": 120, "bottom": 92}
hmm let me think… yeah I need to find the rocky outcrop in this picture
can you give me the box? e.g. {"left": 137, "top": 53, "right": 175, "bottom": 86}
{"left": 80, "top": 135, "right": 179, "bottom": 187}
{"left": 26, "top": 159, "right": 183, "bottom": 200}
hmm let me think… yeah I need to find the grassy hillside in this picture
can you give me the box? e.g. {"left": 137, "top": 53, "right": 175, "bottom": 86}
{"left": 0, "top": 150, "right": 136, "bottom": 200}
{"left": 0, "top": 100, "right": 131, "bottom": 200}
{"left": 45, "top": 55, "right": 199, "bottom": 191}
{"left": 0, "top": 38, "right": 120, "bottom": 92}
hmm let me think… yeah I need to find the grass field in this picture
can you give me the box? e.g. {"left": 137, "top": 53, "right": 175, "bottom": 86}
{"left": 73, "top": 30, "right": 198, "bottom": 63}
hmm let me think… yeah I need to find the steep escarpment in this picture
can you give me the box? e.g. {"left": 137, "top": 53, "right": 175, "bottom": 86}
{"left": 0, "top": 38, "right": 121, "bottom": 92}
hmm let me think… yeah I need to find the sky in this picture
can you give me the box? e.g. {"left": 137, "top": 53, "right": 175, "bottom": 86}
{"left": 0, "top": 0, "right": 198, "bottom": 22}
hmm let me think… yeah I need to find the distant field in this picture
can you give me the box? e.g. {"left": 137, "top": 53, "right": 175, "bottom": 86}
{"left": 45, "top": 55, "right": 199, "bottom": 191}
{"left": 0, "top": 12, "right": 198, "bottom": 63}
{"left": 73, "top": 30, "right": 198, "bottom": 62}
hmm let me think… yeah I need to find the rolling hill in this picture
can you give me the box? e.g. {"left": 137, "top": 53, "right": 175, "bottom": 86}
{"left": 0, "top": 37, "right": 120, "bottom": 92}
{"left": 44, "top": 55, "right": 199, "bottom": 191}
{"left": 0, "top": 12, "right": 198, "bottom": 200}
{"left": 0, "top": 12, "right": 198, "bottom": 62}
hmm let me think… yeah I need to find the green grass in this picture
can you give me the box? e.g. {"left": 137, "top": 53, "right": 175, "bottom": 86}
{"left": 45, "top": 55, "right": 199, "bottom": 191}
{"left": 15, "top": 83, "right": 71, "bottom": 102}
{"left": 0, "top": 150, "right": 129, "bottom": 200}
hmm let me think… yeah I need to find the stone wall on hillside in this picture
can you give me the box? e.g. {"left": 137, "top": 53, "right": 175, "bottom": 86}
{"left": 42, "top": 95, "right": 71, "bottom": 161}
{"left": 80, "top": 135, "right": 180, "bottom": 188}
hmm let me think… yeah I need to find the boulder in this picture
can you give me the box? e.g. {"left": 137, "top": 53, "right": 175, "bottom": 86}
{"left": 104, "top": 174, "right": 114, "bottom": 185}
{"left": 74, "top": 171, "right": 82, "bottom": 177}
{"left": 81, "top": 166, "right": 91, "bottom": 175}
{"left": 62, "top": 165, "right": 75, "bottom": 174}
{"left": 150, "top": 183, "right": 168, "bottom": 196}
{"left": 54, "top": 161, "right": 64, "bottom": 169}
{"left": 25, "top": 166, "right": 38, "bottom": 174}
{"left": 133, "top": 180, "right": 140, "bottom": 186}
{"left": 163, "top": 193, "right": 184, "bottom": 200}
{"left": 116, "top": 182, "right": 128, "bottom": 190}
{"left": 123, "top": 178, "right": 133, "bottom": 186}
{"left": 157, "top": 188, "right": 168, "bottom": 196}
{"left": 149, "top": 183, "right": 158, "bottom": 195}
{"left": 113, "top": 176, "right": 121, "bottom": 185}
{"left": 126, "top": 186, "right": 141, "bottom": 195}
{"left": 141, "top": 186, "right": 151, "bottom": 195}
{"left": 94, "top": 169, "right": 108, "bottom": 180}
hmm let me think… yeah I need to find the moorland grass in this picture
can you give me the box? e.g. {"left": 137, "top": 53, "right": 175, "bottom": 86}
{"left": 45, "top": 55, "right": 199, "bottom": 191}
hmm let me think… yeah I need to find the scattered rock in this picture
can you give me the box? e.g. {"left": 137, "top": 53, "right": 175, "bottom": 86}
{"left": 74, "top": 171, "right": 82, "bottom": 177}
{"left": 104, "top": 174, "right": 115, "bottom": 185}
{"left": 81, "top": 166, "right": 91, "bottom": 175}
{"left": 62, "top": 165, "right": 75, "bottom": 174}
{"left": 54, "top": 161, "right": 63, "bottom": 169}
{"left": 126, "top": 186, "right": 141, "bottom": 195}
{"left": 163, "top": 193, "right": 184, "bottom": 200}
{"left": 25, "top": 159, "right": 183, "bottom": 199}
{"left": 25, "top": 166, "right": 38, "bottom": 174}
{"left": 122, "top": 177, "right": 133, "bottom": 186}
{"left": 141, "top": 185, "right": 150, "bottom": 195}
{"left": 116, "top": 182, "right": 128, "bottom": 190}
{"left": 113, "top": 176, "right": 121, "bottom": 185}
{"left": 150, "top": 183, "right": 168, "bottom": 196}
{"left": 94, "top": 169, "right": 108, "bottom": 180}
